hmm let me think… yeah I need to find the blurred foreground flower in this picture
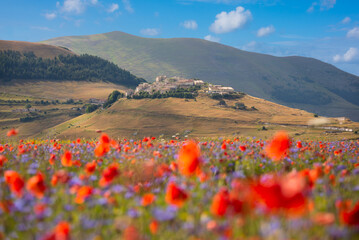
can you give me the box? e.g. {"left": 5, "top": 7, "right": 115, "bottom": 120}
{"left": 265, "top": 131, "right": 291, "bottom": 161}
{"left": 178, "top": 140, "right": 201, "bottom": 176}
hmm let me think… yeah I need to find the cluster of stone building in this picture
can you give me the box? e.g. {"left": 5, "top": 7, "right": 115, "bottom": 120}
{"left": 126, "top": 76, "right": 235, "bottom": 97}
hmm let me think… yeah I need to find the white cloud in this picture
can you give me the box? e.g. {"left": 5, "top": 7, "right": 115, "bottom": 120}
{"left": 108, "top": 3, "right": 119, "bottom": 13}
{"left": 182, "top": 20, "right": 198, "bottom": 30}
{"left": 61, "top": 0, "right": 85, "bottom": 14}
{"left": 306, "top": 3, "right": 316, "bottom": 13}
{"left": 341, "top": 17, "right": 351, "bottom": 24}
{"left": 204, "top": 35, "right": 220, "bottom": 42}
{"left": 307, "top": 0, "right": 336, "bottom": 12}
{"left": 122, "top": 0, "right": 134, "bottom": 13}
{"left": 180, "top": 0, "right": 279, "bottom": 5}
{"left": 320, "top": 0, "right": 336, "bottom": 10}
{"left": 347, "top": 27, "right": 359, "bottom": 39}
{"left": 140, "top": 28, "right": 160, "bottom": 36}
{"left": 257, "top": 25, "right": 275, "bottom": 37}
{"left": 333, "top": 47, "right": 358, "bottom": 63}
{"left": 45, "top": 12, "right": 57, "bottom": 20}
{"left": 90, "top": 0, "right": 98, "bottom": 4}
{"left": 209, "top": 6, "right": 252, "bottom": 34}
{"left": 31, "top": 26, "right": 53, "bottom": 31}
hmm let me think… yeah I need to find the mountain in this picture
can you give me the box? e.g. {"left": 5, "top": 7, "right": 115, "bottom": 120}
{"left": 42, "top": 31, "right": 359, "bottom": 121}
{"left": 0, "top": 40, "right": 74, "bottom": 58}
{"left": 0, "top": 41, "right": 145, "bottom": 87}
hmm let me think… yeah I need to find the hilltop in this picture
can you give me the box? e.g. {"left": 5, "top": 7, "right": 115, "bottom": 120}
{"left": 0, "top": 40, "right": 74, "bottom": 58}
{"left": 42, "top": 31, "right": 359, "bottom": 121}
{"left": 0, "top": 49, "right": 145, "bottom": 88}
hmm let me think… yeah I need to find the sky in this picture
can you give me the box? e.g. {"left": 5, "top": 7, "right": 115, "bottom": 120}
{"left": 1, "top": 0, "right": 359, "bottom": 76}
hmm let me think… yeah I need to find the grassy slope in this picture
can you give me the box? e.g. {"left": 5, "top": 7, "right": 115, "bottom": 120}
{"left": 42, "top": 31, "right": 359, "bottom": 121}
{"left": 39, "top": 94, "right": 359, "bottom": 141}
{"left": 0, "top": 80, "right": 126, "bottom": 100}
{"left": 0, "top": 40, "right": 74, "bottom": 58}
{"left": 0, "top": 81, "right": 126, "bottom": 139}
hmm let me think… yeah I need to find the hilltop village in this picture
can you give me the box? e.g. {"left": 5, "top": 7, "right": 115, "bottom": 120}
{"left": 125, "top": 75, "right": 235, "bottom": 97}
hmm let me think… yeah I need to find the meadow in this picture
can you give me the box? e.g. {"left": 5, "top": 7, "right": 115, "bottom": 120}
{"left": 0, "top": 130, "right": 358, "bottom": 239}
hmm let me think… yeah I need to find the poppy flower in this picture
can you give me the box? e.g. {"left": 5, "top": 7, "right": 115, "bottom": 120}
{"left": 165, "top": 182, "right": 188, "bottom": 207}
{"left": 211, "top": 188, "right": 230, "bottom": 217}
{"left": 99, "top": 163, "right": 120, "bottom": 187}
{"left": 4, "top": 170, "right": 24, "bottom": 197}
{"left": 7, "top": 128, "right": 18, "bottom": 137}
{"left": 341, "top": 201, "right": 359, "bottom": 226}
{"left": 26, "top": 173, "right": 46, "bottom": 199}
{"left": 239, "top": 145, "right": 246, "bottom": 152}
{"left": 49, "top": 154, "right": 56, "bottom": 165}
{"left": 94, "top": 133, "right": 111, "bottom": 157}
{"left": 0, "top": 155, "right": 7, "bottom": 167}
{"left": 85, "top": 161, "right": 96, "bottom": 175}
{"left": 141, "top": 193, "right": 156, "bottom": 206}
{"left": 51, "top": 170, "right": 71, "bottom": 186}
{"left": 75, "top": 186, "right": 93, "bottom": 204}
{"left": 149, "top": 220, "right": 159, "bottom": 234}
{"left": 42, "top": 221, "right": 71, "bottom": 240}
{"left": 177, "top": 141, "right": 201, "bottom": 176}
{"left": 61, "top": 151, "right": 72, "bottom": 167}
{"left": 251, "top": 173, "right": 308, "bottom": 215}
{"left": 264, "top": 131, "right": 291, "bottom": 161}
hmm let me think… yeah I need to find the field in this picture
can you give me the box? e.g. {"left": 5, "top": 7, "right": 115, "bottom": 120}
{"left": 0, "top": 81, "right": 126, "bottom": 139}
{"left": 0, "top": 131, "right": 358, "bottom": 239}
{"left": 38, "top": 93, "right": 359, "bottom": 141}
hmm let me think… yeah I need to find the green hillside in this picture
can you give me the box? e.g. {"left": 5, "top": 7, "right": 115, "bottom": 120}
{"left": 42, "top": 31, "right": 359, "bottom": 121}
{"left": 0, "top": 49, "right": 145, "bottom": 87}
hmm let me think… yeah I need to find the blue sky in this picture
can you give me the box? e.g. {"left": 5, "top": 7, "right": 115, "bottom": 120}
{"left": 1, "top": 0, "right": 359, "bottom": 76}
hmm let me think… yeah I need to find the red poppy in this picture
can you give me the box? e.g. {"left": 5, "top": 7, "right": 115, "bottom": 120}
{"left": 149, "top": 220, "right": 159, "bottom": 234}
{"left": 141, "top": 193, "right": 156, "bottom": 206}
{"left": 95, "top": 133, "right": 111, "bottom": 157}
{"left": 26, "top": 173, "right": 46, "bottom": 199}
{"left": 85, "top": 161, "right": 96, "bottom": 175}
{"left": 211, "top": 188, "right": 230, "bottom": 217}
{"left": 177, "top": 141, "right": 201, "bottom": 176}
{"left": 239, "top": 145, "right": 246, "bottom": 152}
{"left": 165, "top": 182, "right": 188, "bottom": 207}
{"left": 99, "top": 163, "right": 120, "bottom": 187}
{"left": 4, "top": 170, "right": 24, "bottom": 197}
{"left": 49, "top": 154, "right": 56, "bottom": 165}
{"left": 251, "top": 173, "right": 308, "bottom": 215}
{"left": 0, "top": 155, "right": 8, "bottom": 167}
{"left": 264, "top": 131, "right": 291, "bottom": 161}
{"left": 42, "top": 221, "right": 71, "bottom": 240}
{"left": 341, "top": 201, "right": 359, "bottom": 226}
{"left": 61, "top": 151, "right": 72, "bottom": 167}
{"left": 51, "top": 170, "right": 71, "bottom": 186}
{"left": 7, "top": 128, "right": 18, "bottom": 137}
{"left": 75, "top": 186, "right": 93, "bottom": 204}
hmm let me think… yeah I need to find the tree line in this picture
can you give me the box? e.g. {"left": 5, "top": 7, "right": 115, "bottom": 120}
{"left": 0, "top": 50, "right": 145, "bottom": 87}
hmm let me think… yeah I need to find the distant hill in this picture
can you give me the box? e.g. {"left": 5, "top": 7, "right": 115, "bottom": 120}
{"left": 0, "top": 40, "right": 74, "bottom": 58}
{"left": 42, "top": 31, "right": 359, "bottom": 121}
{"left": 0, "top": 45, "right": 145, "bottom": 88}
{"left": 38, "top": 94, "right": 359, "bottom": 140}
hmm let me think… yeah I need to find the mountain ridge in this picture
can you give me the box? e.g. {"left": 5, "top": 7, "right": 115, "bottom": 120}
{"left": 41, "top": 31, "right": 359, "bottom": 121}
